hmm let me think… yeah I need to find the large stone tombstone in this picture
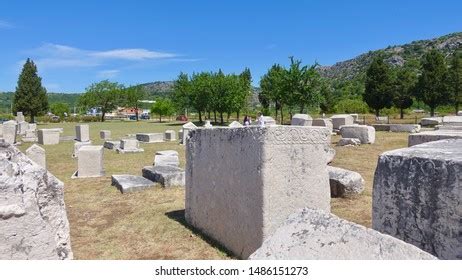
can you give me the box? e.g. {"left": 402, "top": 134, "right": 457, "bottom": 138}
{"left": 408, "top": 130, "right": 462, "bottom": 146}
{"left": 75, "top": 124, "right": 90, "bottom": 142}
{"left": 116, "top": 139, "right": 144, "bottom": 153}
{"left": 340, "top": 125, "right": 376, "bottom": 144}
{"left": 136, "top": 133, "right": 163, "bottom": 143}
{"left": 38, "top": 129, "right": 60, "bottom": 145}
{"left": 312, "top": 118, "right": 333, "bottom": 132}
{"left": 15, "top": 112, "right": 25, "bottom": 123}
{"left": 73, "top": 141, "right": 93, "bottom": 158}
{"left": 330, "top": 114, "right": 354, "bottom": 130}
{"left": 185, "top": 126, "right": 331, "bottom": 258}
{"left": 182, "top": 122, "right": 197, "bottom": 144}
{"left": 372, "top": 139, "right": 462, "bottom": 259}
{"left": 0, "top": 143, "right": 73, "bottom": 259}
{"left": 26, "top": 144, "right": 46, "bottom": 169}
{"left": 17, "top": 121, "right": 28, "bottom": 135}
{"left": 290, "top": 114, "right": 313, "bottom": 126}
{"left": 2, "top": 121, "right": 18, "bottom": 144}
{"left": 164, "top": 130, "right": 176, "bottom": 141}
{"left": 75, "top": 145, "right": 104, "bottom": 178}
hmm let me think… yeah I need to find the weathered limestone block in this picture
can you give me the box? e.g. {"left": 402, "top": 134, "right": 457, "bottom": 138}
{"left": 22, "top": 129, "right": 37, "bottom": 142}
{"left": 38, "top": 129, "right": 60, "bottom": 145}
{"left": 372, "top": 139, "right": 462, "bottom": 259}
{"left": 103, "top": 140, "right": 120, "bottom": 150}
{"left": 435, "top": 125, "right": 462, "bottom": 131}
{"left": 15, "top": 112, "right": 25, "bottom": 123}
{"left": 28, "top": 123, "right": 37, "bottom": 131}
{"left": 75, "top": 124, "right": 90, "bottom": 142}
{"left": 228, "top": 121, "right": 243, "bottom": 128}
{"left": 408, "top": 130, "right": 462, "bottom": 146}
{"left": 327, "top": 166, "right": 364, "bottom": 197}
{"left": 0, "top": 143, "right": 73, "bottom": 259}
{"left": 204, "top": 120, "right": 213, "bottom": 128}
{"left": 420, "top": 117, "right": 442, "bottom": 126}
{"left": 111, "top": 175, "right": 156, "bottom": 193}
{"left": 185, "top": 126, "right": 331, "bottom": 259}
{"left": 154, "top": 154, "right": 179, "bottom": 167}
{"left": 325, "top": 147, "right": 336, "bottom": 164}
{"left": 26, "top": 144, "right": 46, "bottom": 169}
{"left": 3, "top": 121, "right": 18, "bottom": 144}
{"left": 312, "top": 118, "right": 333, "bottom": 132}
{"left": 99, "top": 130, "right": 111, "bottom": 140}
{"left": 72, "top": 141, "right": 92, "bottom": 158}
{"left": 164, "top": 130, "right": 176, "bottom": 141}
{"left": 74, "top": 145, "right": 104, "bottom": 178}
{"left": 337, "top": 138, "right": 361, "bottom": 146}
{"left": 249, "top": 208, "right": 436, "bottom": 260}
{"left": 291, "top": 114, "right": 313, "bottom": 126}
{"left": 136, "top": 133, "right": 164, "bottom": 143}
{"left": 340, "top": 125, "right": 375, "bottom": 144}
{"left": 178, "top": 129, "right": 184, "bottom": 143}
{"left": 182, "top": 122, "right": 197, "bottom": 144}
{"left": 330, "top": 114, "right": 354, "bottom": 130}
{"left": 442, "top": 116, "right": 462, "bottom": 126}
{"left": 116, "top": 139, "right": 144, "bottom": 153}
{"left": 17, "top": 121, "right": 28, "bottom": 135}
{"left": 373, "top": 124, "right": 421, "bottom": 133}
{"left": 155, "top": 150, "right": 179, "bottom": 156}
{"left": 142, "top": 165, "right": 185, "bottom": 188}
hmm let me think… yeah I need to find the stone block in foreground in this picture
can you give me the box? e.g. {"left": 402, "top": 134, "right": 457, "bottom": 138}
{"left": 142, "top": 165, "right": 185, "bottom": 188}
{"left": 249, "top": 208, "right": 436, "bottom": 260}
{"left": 0, "top": 143, "right": 73, "bottom": 259}
{"left": 408, "top": 130, "right": 462, "bottom": 146}
{"left": 340, "top": 125, "right": 375, "bottom": 144}
{"left": 372, "top": 139, "right": 462, "bottom": 259}
{"left": 111, "top": 175, "right": 156, "bottom": 193}
{"left": 185, "top": 126, "right": 331, "bottom": 259}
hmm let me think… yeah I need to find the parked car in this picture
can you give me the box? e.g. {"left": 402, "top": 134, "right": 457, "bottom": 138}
{"left": 140, "top": 114, "right": 150, "bottom": 120}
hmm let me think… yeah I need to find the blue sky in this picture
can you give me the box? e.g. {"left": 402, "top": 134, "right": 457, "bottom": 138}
{"left": 0, "top": 0, "right": 461, "bottom": 93}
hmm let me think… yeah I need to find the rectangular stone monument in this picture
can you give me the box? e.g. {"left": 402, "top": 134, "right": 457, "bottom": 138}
{"left": 116, "top": 139, "right": 144, "bottom": 153}
{"left": 37, "top": 129, "right": 60, "bottom": 145}
{"left": 136, "top": 133, "right": 164, "bottom": 143}
{"left": 26, "top": 144, "right": 46, "bottom": 169}
{"left": 15, "top": 112, "right": 25, "bottom": 123}
{"left": 312, "top": 118, "right": 333, "bottom": 132}
{"left": 22, "top": 129, "right": 37, "bottom": 142}
{"left": 103, "top": 140, "right": 120, "bottom": 150}
{"left": 99, "top": 130, "right": 111, "bottom": 140}
{"left": 408, "top": 130, "right": 462, "bottom": 146}
{"left": 2, "top": 121, "right": 18, "bottom": 144}
{"left": 185, "top": 126, "right": 331, "bottom": 258}
{"left": 75, "top": 145, "right": 104, "bottom": 178}
{"left": 442, "top": 116, "right": 462, "bottom": 126}
{"left": 164, "top": 130, "right": 176, "bottom": 141}
{"left": 340, "top": 125, "right": 376, "bottom": 144}
{"left": 330, "top": 114, "right": 354, "bottom": 130}
{"left": 290, "top": 114, "right": 313, "bottom": 126}
{"left": 73, "top": 141, "right": 93, "bottom": 158}
{"left": 372, "top": 139, "right": 462, "bottom": 259}
{"left": 182, "top": 122, "right": 197, "bottom": 144}
{"left": 75, "top": 124, "right": 90, "bottom": 142}
{"left": 17, "top": 121, "right": 28, "bottom": 135}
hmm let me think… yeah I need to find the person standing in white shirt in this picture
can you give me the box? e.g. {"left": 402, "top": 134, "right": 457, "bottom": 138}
{"left": 257, "top": 112, "right": 265, "bottom": 127}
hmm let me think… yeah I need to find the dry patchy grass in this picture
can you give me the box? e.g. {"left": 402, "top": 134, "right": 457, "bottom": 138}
{"left": 18, "top": 121, "right": 409, "bottom": 259}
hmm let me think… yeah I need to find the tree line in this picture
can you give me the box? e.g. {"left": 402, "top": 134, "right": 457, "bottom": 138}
{"left": 364, "top": 49, "right": 462, "bottom": 117}
{"left": 171, "top": 69, "right": 252, "bottom": 124}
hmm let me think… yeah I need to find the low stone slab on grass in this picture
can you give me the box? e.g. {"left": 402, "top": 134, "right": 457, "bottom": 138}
{"left": 249, "top": 208, "right": 436, "bottom": 260}
{"left": 103, "top": 140, "right": 120, "bottom": 150}
{"left": 155, "top": 150, "right": 179, "bottom": 156}
{"left": 420, "top": 117, "right": 442, "bottom": 126}
{"left": 408, "top": 130, "right": 462, "bottom": 146}
{"left": 111, "top": 175, "right": 156, "bottom": 193}
{"left": 340, "top": 125, "right": 375, "bottom": 144}
{"left": 136, "top": 133, "right": 164, "bottom": 143}
{"left": 328, "top": 166, "right": 365, "bottom": 197}
{"left": 372, "top": 124, "right": 421, "bottom": 133}
{"left": 337, "top": 138, "right": 361, "bottom": 146}
{"left": 154, "top": 154, "right": 179, "bottom": 167}
{"left": 142, "top": 165, "right": 185, "bottom": 188}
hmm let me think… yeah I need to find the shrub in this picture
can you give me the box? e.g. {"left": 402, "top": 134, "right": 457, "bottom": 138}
{"left": 334, "top": 99, "right": 369, "bottom": 114}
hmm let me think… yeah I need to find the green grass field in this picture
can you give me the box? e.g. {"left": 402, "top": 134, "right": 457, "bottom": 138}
{"left": 17, "top": 120, "right": 410, "bottom": 259}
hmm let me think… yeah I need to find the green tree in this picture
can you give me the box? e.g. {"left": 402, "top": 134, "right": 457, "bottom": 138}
{"left": 415, "top": 50, "right": 449, "bottom": 116}
{"left": 260, "top": 64, "right": 285, "bottom": 122}
{"left": 49, "top": 102, "right": 70, "bottom": 118}
{"left": 319, "top": 82, "right": 337, "bottom": 114}
{"left": 448, "top": 51, "right": 462, "bottom": 114}
{"left": 13, "top": 58, "right": 48, "bottom": 122}
{"left": 363, "top": 56, "right": 394, "bottom": 116}
{"left": 150, "top": 98, "right": 175, "bottom": 122}
{"left": 190, "top": 72, "right": 212, "bottom": 123}
{"left": 393, "top": 67, "right": 417, "bottom": 119}
{"left": 123, "top": 85, "right": 145, "bottom": 121}
{"left": 78, "top": 80, "right": 124, "bottom": 122}
{"left": 172, "top": 72, "right": 191, "bottom": 115}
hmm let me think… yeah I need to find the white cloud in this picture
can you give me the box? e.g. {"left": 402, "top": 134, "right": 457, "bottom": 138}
{"left": 25, "top": 43, "right": 180, "bottom": 69}
{"left": 97, "top": 69, "right": 120, "bottom": 78}
{"left": 0, "top": 20, "right": 13, "bottom": 29}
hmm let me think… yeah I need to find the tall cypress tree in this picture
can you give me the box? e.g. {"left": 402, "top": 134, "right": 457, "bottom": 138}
{"left": 449, "top": 51, "right": 462, "bottom": 114}
{"left": 414, "top": 50, "right": 449, "bottom": 117}
{"left": 393, "top": 67, "right": 417, "bottom": 119}
{"left": 363, "top": 56, "right": 394, "bottom": 116}
{"left": 14, "top": 58, "right": 48, "bottom": 122}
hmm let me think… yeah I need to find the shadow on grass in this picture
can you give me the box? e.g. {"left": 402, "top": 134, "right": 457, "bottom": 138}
{"left": 165, "top": 209, "right": 237, "bottom": 259}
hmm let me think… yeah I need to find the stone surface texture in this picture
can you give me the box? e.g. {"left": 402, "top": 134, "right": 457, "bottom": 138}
{"left": 103, "top": 140, "right": 120, "bottom": 150}
{"left": 420, "top": 117, "right": 442, "bottom": 126}
{"left": 372, "top": 139, "right": 462, "bottom": 259}
{"left": 3, "top": 121, "right": 18, "bottom": 144}
{"left": 330, "top": 114, "right": 354, "bottom": 129}
{"left": 312, "top": 118, "right": 333, "bottom": 132}
{"left": 38, "top": 129, "right": 60, "bottom": 145}
{"left": 73, "top": 141, "right": 92, "bottom": 158}
{"left": 373, "top": 124, "right": 421, "bottom": 133}
{"left": 76, "top": 145, "right": 104, "bottom": 178}
{"left": 182, "top": 122, "right": 197, "bottom": 144}
{"left": 0, "top": 143, "right": 73, "bottom": 259}
{"left": 408, "top": 130, "right": 462, "bottom": 146}
{"left": 291, "top": 114, "right": 313, "bottom": 126}
{"left": 337, "top": 138, "right": 361, "bottom": 146}
{"left": 164, "top": 130, "right": 177, "bottom": 141}
{"left": 26, "top": 144, "right": 46, "bottom": 169}
{"left": 340, "top": 125, "right": 375, "bottom": 144}
{"left": 185, "top": 126, "right": 331, "bottom": 259}
{"left": 99, "top": 130, "right": 111, "bottom": 140}
{"left": 442, "top": 116, "right": 462, "bottom": 126}
{"left": 142, "top": 165, "right": 185, "bottom": 188}
{"left": 249, "top": 208, "right": 436, "bottom": 260}
{"left": 111, "top": 175, "right": 156, "bottom": 193}
{"left": 327, "top": 166, "right": 365, "bottom": 197}
{"left": 116, "top": 139, "right": 144, "bottom": 153}
{"left": 154, "top": 154, "right": 180, "bottom": 167}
